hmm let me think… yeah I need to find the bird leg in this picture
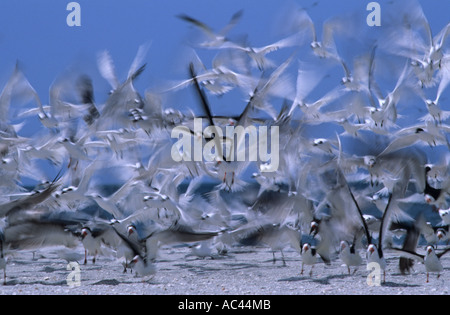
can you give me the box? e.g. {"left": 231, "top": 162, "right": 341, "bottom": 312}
{"left": 84, "top": 250, "right": 87, "bottom": 265}
{"left": 281, "top": 250, "right": 286, "bottom": 266}
{"left": 309, "top": 265, "right": 314, "bottom": 277}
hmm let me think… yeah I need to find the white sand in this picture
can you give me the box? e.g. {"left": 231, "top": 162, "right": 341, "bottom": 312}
{"left": 0, "top": 245, "right": 448, "bottom": 295}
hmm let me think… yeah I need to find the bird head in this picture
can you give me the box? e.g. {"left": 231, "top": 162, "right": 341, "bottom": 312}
{"left": 127, "top": 224, "right": 136, "bottom": 236}
{"left": 340, "top": 241, "right": 348, "bottom": 251}
{"left": 309, "top": 221, "right": 319, "bottom": 236}
{"left": 364, "top": 156, "right": 376, "bottom": 168}
{"left": 81, "top": 227, "right": 90, "bottom": 239}
{"left": 302, "top": 243, "right": 311, "bottom": 253}
{"left": 424, "top": 194, "right": 435, "bottom": 204}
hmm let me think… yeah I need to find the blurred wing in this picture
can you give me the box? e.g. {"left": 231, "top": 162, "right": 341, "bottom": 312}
{"left": 97, "top": 50, "right": 120, "bottom": 89}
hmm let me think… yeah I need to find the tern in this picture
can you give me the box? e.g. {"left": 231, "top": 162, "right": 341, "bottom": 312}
{"left": 439, "top": 208, "right": 450, "bottom": 226}
{"left": 177, "top": 10, "right": 244, "bottom": 48}
{"left": 392, "top": 246, "right": 450, "bottom": 283}
{"left": 339, "top": 240, "right": 362, "bottom": 275}
{"left": 300, "top": 243, "right": 317, "bottom": 277}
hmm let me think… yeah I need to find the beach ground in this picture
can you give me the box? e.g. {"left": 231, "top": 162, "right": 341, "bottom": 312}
{"left": 0, "top": 244, "right": 448, "bottom": 295}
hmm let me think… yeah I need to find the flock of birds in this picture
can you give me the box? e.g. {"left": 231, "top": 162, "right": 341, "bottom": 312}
{"left": 0, "top": 2, "right": 450, "bottom": 287}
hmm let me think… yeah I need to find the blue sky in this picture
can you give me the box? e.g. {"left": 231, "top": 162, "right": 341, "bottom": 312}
{"left": 0, "top": 0, "right": 447, "bottom": 115}
{"left": 0, "top": 0, "right": 448, "bottom": 184}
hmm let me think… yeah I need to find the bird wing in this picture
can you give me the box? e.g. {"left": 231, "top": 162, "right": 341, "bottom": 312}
{"left": 0, "top": 182, "right": 59, "bottom": 218}
{"left": 378, "top": 134, "right": 420, "bottom": 156}
{"left": 219, "top": 10, "right": 243, "bottom": 36}
{"left": 390, "top": 248, "right": 424, "bottom": 263}
{"left": 177, "top": 14, "right": 216, "bottom": 39}
{"left": 97, "top": 50, "right": 120, "bottom": 90}
{"left": 437, "top": 247, "right": 450, "bottom": 259}
{"left": 128, "top": 44, "right": 150, "bottom": 81}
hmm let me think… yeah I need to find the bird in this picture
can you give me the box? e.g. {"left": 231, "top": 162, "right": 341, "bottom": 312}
{"left": 220, "top": 34, "right": 300, "bottom": 71}
{"left": 177, "top": 10, "right": 244, "bottom": 48}
{"left": 365, "top": 193, "right": 395, "bottom": 284}
{"left": 424, "top": 177, "right": 450, "bottom": 209}
{"left": 126, "top": 220, "right": 220, "bottom": 262}
{"left": 339, "top": 240, "right": 362, "bottom": 275}
{"left": 366, "top": 243, "right": 387, "bottom": 283}
{"left": 391, "top": 246, "right": 450, "bottom": 283}
{"left": 231, "top": 220, "right": 301, "bottom": 266}
{"left": 300, "top": 242, "right": 317, "bottom": 277}
{"left": 110, "top": 224, "right": 158, "bottom": 278}
{"left": 1, "top": 1, "right": 450, "bottom": 290}
{"left": 439, "top": 208, "right": 450, "bottom": 226}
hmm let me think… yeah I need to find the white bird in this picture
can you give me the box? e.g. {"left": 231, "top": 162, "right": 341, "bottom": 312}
{"left": 186, "top": 240, "right": 216, "bottom": 260}
{"left": 363, "top": 214, "right": 381, "bottom": 234}
{"left": 88, "top": 179, "right": 138, "bottom": 219}
{"left": 439, "top": 208, "right": 450, "bottom": 226}
{"left": 222, "top": 34, "right": 300, "bottom": 71}
{"left": 164, "top": 52, "right": 256, "bottom": 96}
{"left": 96, "top": 45, "right": 148, "bottom": 129}
{"left": 425, "top": 153, "right": 450, "bottom": 181}
{"left": 417, "top": 61, "right": 450, "bottom": 124}
{"left": 382, "top": 2, "right": 450, "bottom": 87}
{"left": 368, "top": 62, "right": 410, "bottom": 129}
{"left": 231, "top": 220, "right": 301, "bottom": 266}
{"left": 290, "top": 8, "right": 348, "bottom": 61}
{"left": 128, "top": 255, "right": 158, "bottom": 278}
{"left": 300, "top": 242, "right": 318, "bottom": 277}
{"left": 110, "top": 224, "right": 158, "bottom": 277}
{"left": 366, "top": 244, "right": 387, "bottom": 283}
{"left": 80, "top": 227, "right": 100, "bottom": 265}
{"left": 392, "top": 246, "right": 450, "bottom": 283}
{"left": 377, "top": 126, "right": 449, "bottom": 157}
{"left": 436, "top": 228, "right": 449, "bottom": 245}
{"left": 177, "top": 10, "right": 244, "bottom": 48}
{"left": 339, "top": 240, "right": 362, "bottom": 275}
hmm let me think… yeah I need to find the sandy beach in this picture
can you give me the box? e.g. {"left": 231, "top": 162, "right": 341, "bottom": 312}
{"left": 0, "top": 244, "right": 448, "bottom": 295}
